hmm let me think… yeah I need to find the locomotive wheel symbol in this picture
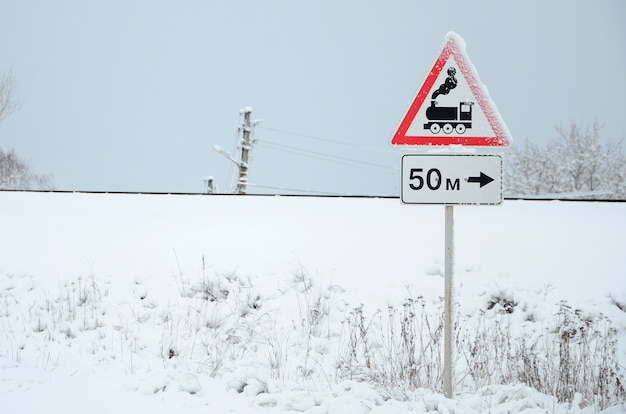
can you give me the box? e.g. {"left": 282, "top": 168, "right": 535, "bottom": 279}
{"left": 430, "top": 124, "right": 441, "bottom": 134}
{"left": 455, "top": 124, "right": 466, "bottom": 134}
{"left": 443, "top": 123, "right": 454, "bottom": 134}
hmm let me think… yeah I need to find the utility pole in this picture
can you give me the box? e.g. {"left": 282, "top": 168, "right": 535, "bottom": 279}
{"left": 235, "top": 107, "right": 253, "bottom": 194}
{"left": 204, "top": 176, "right": 215, "bottom": 194}
{"left": 211, "top": 106, "right": 258, "bottom": 195}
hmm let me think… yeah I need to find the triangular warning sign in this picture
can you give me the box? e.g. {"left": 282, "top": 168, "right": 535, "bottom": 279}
{"left": 391, "top": 32, "right": 512, "bottom": 147}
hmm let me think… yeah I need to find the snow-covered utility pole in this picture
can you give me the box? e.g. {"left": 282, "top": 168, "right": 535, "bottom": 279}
{"left": 204, "top": 176, "right": 215, "bottom": 194}
{"left": 211, "top": 107, "right": 260, "bottom": 194}
{"left": 235, "top": 107, "right": 253, "bottom": 194}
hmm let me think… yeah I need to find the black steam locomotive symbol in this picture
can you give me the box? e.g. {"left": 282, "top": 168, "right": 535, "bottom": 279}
{"left": 424, "top": 100, "right": 474, "bottom": 134}
{"left": 423, "top": 66, "right": 474, "bottom": 134}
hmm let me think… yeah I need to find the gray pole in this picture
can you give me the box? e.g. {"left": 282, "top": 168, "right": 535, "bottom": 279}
{"left": 443, "top": 204, "right": 454, "bottom": 398}
{"left": 236, "top": 108, "right": 252, "bottom": 194}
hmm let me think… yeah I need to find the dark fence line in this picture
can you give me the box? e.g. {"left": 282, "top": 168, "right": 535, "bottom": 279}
{"left": 1, "top": 189, "right": 625, "bottom": 203}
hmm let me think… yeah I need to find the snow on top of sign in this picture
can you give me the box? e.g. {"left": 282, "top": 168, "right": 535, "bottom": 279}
{"left": 444, "top": 31, "right": 466, "bottom": 48}
{"left": 446, "top": 31, "right": 513, "bottom": 147}
{"left": 444, "top": 31, "right": 513, "bottom": 147}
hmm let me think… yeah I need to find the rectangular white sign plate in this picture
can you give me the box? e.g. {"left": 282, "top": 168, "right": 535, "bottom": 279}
{"left": 401, "top": 154, "right": 502, "bottom": 205}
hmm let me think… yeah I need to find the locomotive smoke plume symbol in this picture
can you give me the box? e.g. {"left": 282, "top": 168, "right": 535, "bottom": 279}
{"left": 424, "top": 66, "right": 473, "bottom": 134}
{"left": 431, "top": 67, "right": 457, "bottom": 100}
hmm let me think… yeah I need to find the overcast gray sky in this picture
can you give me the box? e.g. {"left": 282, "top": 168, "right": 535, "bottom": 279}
{"left": 1, "top": 0, "right": 624, "bottom": 195}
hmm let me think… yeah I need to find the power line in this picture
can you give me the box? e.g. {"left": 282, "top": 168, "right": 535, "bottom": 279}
{"left": 245, "top": 183, "right": 345, "bottom": 195}
{"left": 257, "top": 139, "right": 398, "bottom": 172}
{"left": 256, "top": 125, "right": 399, "bottom": 154}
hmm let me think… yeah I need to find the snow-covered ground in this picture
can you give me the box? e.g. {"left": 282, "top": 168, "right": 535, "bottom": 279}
{"left": 1, "top": 191, "right": 625, "bottom": 413}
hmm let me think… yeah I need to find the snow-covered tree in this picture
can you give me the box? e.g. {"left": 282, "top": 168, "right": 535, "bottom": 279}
{"left": 0, "top": 70, "right": 54, "bottom": 190}
{"left": 505, "top": 122, "right": 625, "bottom": 199}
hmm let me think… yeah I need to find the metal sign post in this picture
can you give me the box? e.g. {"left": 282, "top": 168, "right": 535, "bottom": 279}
{"left": 443, "top": 205, "right": 454, "bottom": 398}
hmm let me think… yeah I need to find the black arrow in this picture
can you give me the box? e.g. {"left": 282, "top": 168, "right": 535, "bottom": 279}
{"left": 467, "top": 172, "right": 494, "bottom": 188}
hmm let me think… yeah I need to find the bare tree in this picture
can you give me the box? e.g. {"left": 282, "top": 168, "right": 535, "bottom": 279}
{"left": 505, "top": 121, "right": 625, "bottom": 199}
{"left": 0, "top": 70, "right": 54, "bottom": 190}
{"left": 0, "top": 147, "right": 54, "bottom": 190}
{"left": 0, "top": 70, "right": 18, "bottom": 123}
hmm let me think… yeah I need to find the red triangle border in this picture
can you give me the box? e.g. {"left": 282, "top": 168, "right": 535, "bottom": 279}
{"left": 391, "top": 35, "right": 511, "bottom": 147}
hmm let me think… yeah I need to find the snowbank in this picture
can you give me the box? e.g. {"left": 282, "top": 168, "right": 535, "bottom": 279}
{"left": 1, "top": 192, "right": 624, "bottom": 413}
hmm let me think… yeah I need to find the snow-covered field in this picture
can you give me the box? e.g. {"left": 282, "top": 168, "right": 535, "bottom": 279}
{"left": 1, "top": 191, "right": 625, "bottom": 413}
